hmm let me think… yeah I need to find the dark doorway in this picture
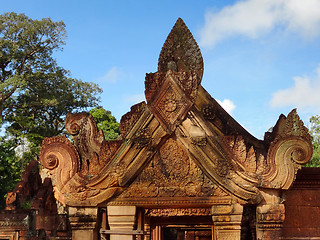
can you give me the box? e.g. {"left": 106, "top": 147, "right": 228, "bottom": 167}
{"left": 162, "top": 227, "right": 212, "bottom": 240}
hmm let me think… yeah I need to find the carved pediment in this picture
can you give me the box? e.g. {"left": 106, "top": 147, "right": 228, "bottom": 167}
{"left": 111, "top": 137, "right": 230, "bottom": 207}
{"left": 39, "top": 18, "right": 313, "bottom": 208}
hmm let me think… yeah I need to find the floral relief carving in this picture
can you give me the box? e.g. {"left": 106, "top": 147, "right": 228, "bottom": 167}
{"left": 145, "top": 208, "right": 211, "bottom": 217}
{"left": 119, "top": 138, "right": 228, "bottom": 199}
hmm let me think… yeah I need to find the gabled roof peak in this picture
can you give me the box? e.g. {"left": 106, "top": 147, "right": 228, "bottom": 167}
{"left": 158, "top": 18, "right": 204, "bottom": 81}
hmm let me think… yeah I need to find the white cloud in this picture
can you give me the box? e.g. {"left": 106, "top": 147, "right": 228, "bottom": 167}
{"left": 217, "top": 99, "right": 236, "bottom": 115}
{"left": 124, "top": 93, "right": 145, "bottom": 103}
{"left": 99, "top": 67, "right": 123, "bottom": 83}
{"left": 270, "top": 66, "right": 320, "bottom": 110}
{"left": 200, "top": 0, "right": 320, "bottom": 48}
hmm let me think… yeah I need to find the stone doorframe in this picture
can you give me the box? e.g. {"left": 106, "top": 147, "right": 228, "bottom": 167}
{"left": 98, "top": 204, "right": 245, "bottom": 240}
{"left": 70, "top": 200, "right": 286, "bottom": 240}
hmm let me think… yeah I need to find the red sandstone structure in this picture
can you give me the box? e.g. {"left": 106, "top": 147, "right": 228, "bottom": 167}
{"left": 0, "top": 18, "right": 318, "bottom": 240}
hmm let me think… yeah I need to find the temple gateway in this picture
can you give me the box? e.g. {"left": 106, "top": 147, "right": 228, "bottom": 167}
{"left": 1, "top": 18, "right": 319, "bottom": 240}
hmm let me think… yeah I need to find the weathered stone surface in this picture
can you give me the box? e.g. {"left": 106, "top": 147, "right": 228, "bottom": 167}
{"left": 0, "top": 160, "right": 71, "bottom": 239}
{"left": 7, "top": 17, "right": 312, "bottom": 240}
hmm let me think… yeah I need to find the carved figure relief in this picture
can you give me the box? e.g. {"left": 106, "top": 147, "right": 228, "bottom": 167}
{"left": 119, "top": 138, "right": 228, "bottom": 199}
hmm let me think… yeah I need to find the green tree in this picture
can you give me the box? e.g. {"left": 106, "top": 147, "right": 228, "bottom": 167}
{"left": 306, "top": 115, "right": 320, "bottom": 167}
{"left": 0, "top": 12, "right": 103, "bottom": 208}
{"left": 4, "top": 68, "right": 101, "bottom": 159}
{"left": 0, "top": 136, "right": 21, "bottom": 209}
{"left": 0, "top": 12, "right": 102, "bottom": 160}
{"left": 0, "top": 12, "right": 66, "bottom": 117}
{"left": 90, "top": 107, "right": 120, "bottom": 140}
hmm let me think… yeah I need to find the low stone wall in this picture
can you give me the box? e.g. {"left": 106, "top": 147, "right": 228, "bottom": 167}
{"left": 282, "top": 167, "right": 320, "bottom": 239}
{"left": 0, "top": 209, "right": 71, "bottom": 239}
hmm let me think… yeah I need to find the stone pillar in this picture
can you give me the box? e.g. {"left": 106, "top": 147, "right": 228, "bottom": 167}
{"left": 69, "top": 207, "right": 98, "bottom": 240}
{"left": 107, "top": 206, "right": 137, "bottom": 240}
{"left": 256, "top": 203, "right": 285, "bottom": 240}
{"left": 256, "top": 189, "right": 285, "bottom": 240}
{"left": 212, "top": 203, "right": 243, "bottom": 240}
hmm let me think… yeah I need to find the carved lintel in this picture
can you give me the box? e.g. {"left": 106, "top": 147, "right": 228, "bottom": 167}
{"left": 145, "top": 208, "right": 211, "bottom": 217}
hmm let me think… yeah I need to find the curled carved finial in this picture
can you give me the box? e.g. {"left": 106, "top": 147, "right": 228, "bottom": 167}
{"left": 158, "top": 18, "right": 204, "bottom": 81}
{"left": 65, "top": 112, "right": 88, "bottom": 135}
{"left": 263, "top": 109, "right": 313, "bottom": 189}
{"left": 40, "top": 136, "right": 80, "bottom": 188}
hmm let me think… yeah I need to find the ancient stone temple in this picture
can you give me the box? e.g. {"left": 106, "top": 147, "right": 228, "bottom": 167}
{"left": 0, "top": 18, "right": 317, "bottom": 240}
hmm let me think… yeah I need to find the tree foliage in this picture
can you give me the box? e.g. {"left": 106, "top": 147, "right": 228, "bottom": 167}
{"left": 0, "top": 12, "right": 104, "bottom": 208}
{"left": 90, "top": 107, "right": 120, "bottom": 140}
{"left": 0, "top": 12, "right": 66, "bottom": 116}
{"left": 306, "top": 115, "right": 320, "bottom": 167}
{"left": 0, "top": 136, "right": 21, "bottom": 209}
{"left": 0, "top": 12, "right": 102, "bottom": 160}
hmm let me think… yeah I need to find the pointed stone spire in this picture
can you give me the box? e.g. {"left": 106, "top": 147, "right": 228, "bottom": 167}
{"left": 158, "top": 18, "right": 204, "bottom": 81}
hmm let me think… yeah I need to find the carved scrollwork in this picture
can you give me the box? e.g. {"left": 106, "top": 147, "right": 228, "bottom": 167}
{"left": 265, "top": 137, "right": 312, "bottom": 189}
{"left": 44, "top": 154, "right": 59, "bottom": 170}
{"left": 263, "top": 109, "right": 313, "bottom": 189}
{"left": 65, "top": 112, "right": 88, "bottom": 135}
{"left": 40, "top": 113, "right": 124, "bottom": 206}
{"left": 40, "top": 136, "right": 80, "bottom": 189}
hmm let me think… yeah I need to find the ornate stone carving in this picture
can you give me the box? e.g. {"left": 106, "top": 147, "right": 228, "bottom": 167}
{"left": 145, "top": 208, "right": 211, "bottom": 217}
{"left": 132, "top": 128, "right": 152, "bottom": 149}
{"left": 263, "top": 109, "right": 313, "bottom": 189}
{"left": 146, "top": 71, "right": 197, "bottom": 133}
{"left": 158, "top": 18, "right": 204, "bottom": 80}
{"left": 145, "top": 19, "right": 202, "bottom": 134}
{"left": 40, "top": 136, "right": 80, "bottom": 187}
{"left": 224, "top": 136, "right": 257, "bottom": 174}
{"left": 32, "top": 19, "right": 314, "bottom": 239}
{"left": 118, "top": 138, "right": 228, "bottom": 199}
{"left": 40, "top": 114, "right": 124, "bottom": 206}
{"left": 120, "top": 101, "right": 146, "bottom": 138}
{"left": 145, "top": 72, "right": 165, "bottom": 103}
{"left": 202, "top": 104, "right": 216, "bottom": 120}
{"left": 65, "top": 113, "right": 106, "bottom": 175}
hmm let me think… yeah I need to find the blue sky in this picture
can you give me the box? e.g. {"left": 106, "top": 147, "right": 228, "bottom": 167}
{"left": 3, "top": 0, "right": 320, "bottom": 139}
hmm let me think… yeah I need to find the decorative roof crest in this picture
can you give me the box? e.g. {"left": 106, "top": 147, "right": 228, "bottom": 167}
{"left": 158, "top": 18, "right": 204, "bottom": 81}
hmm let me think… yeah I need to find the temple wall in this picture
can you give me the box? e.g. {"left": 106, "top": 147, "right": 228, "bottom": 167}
{"left": 282, "top": 167, "right": 320, "bottom": 239}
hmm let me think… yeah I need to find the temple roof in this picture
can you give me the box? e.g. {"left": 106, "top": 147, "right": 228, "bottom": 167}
{"left": 40, "top": 18, "right": 313, "bottom": 207}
